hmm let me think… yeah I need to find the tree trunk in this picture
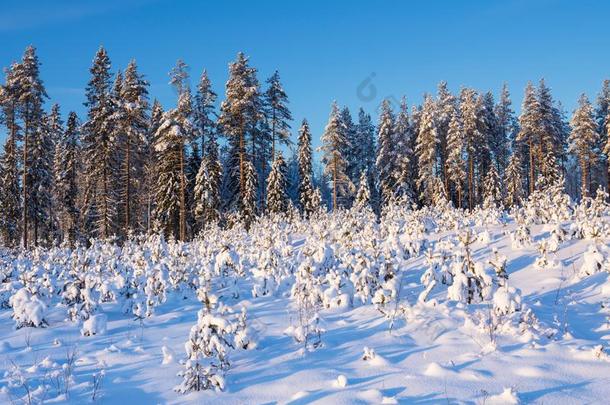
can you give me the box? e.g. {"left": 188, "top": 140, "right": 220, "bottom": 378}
{"left": 529, "top": 140, "right": 535, "bottom": 195}
{"left": 468, "top": 152, "right": 473, "bottom": 211}
{"left": 125, "top": 131, "right": 131, "bottom": 236}
{"left": 22, "top": 105, "right": 29, "bottom": 249}
{"left": 179, "top": 141, "right": 187, "bottom": 241}
{"left": 582, "top": 159, "right": 588, "bottom": 199}
{"left": 332, "top": 155, "right": 337, "bottom": 210}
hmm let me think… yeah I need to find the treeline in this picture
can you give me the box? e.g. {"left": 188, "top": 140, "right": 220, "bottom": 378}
{"left": 0, "top": 46, "right": 609, "bottom": 247}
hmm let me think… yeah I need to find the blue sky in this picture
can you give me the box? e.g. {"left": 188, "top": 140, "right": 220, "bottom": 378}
{"left": 1, "top": 0, "right": 609, "bottom": 151}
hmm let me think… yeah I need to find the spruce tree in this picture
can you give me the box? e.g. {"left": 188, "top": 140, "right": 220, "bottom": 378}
{"left": 504, "top": 152, "right": 524, "bottom": 207}
{"left": 13, "top": 46, "right": 48, "bottom": 247}
{"left": 393, "top": 97, "right": 415, "bottom": 200}
{"left": 595, "top": 80, "right": 610, "bottom": 198}
{"left": 482, "top": 163, "right": 502, "bottom": 209}
{"left": 145, "top": 100, "right": 163, "bottom": 232}
{"left": 297, "top": 119, "right": 316, "bottom": 216}
{"left": 354, "top": 170, "right": 371, "bottom": 209}
{"left": 241, "top": 160, "right": 258, "bottom": 228}
{"left": 375, "top": 99, "right": 396, "bottom": 205}
{"left": 436, "top": 82, "right": 456, "bottom": 189}
{"left": 569, "top": 94, "right": 599, "bottom": 199}
{"left": 0, "top": 65, "right": 22, "bottom": 246}
{"left": 494, "top": 84, "right": 519, "bottom": 181}
{"left": 118, "top": 60, "right": 149, "bottom": 235}
{"left": 460, "top": 88, "right": 485, "bottom": 209}
{"left": 193, "top": 69, "right": 217, "bottom": 156}
{"left": 263, "top": 71, "right": 292, "bottom": 160}
{"left": 266, "top": 153, "right": 288, "bottom": 215}
{"left": 54, "top": 112, "right": 80, "bottom": 244}
{"left": 445, "top": 107, "right": 466, "bottom": 208}
{"left": 320, "top": 102, "right": 352, "bottom": 210}
{"left": 415, "top": 95, "right": 439, "bottom": 205}
{"left": 218, "top": 53, "right": 262, "bottom": 211}
{"left": 82, "top": 47, "right": 119, "bottom": 239}
{"left": 194, "top": 144, "right": 222, "bottom": 230}
{"left": 517, "top": 82, "right": 540, "bottom": 195}
{"left": 154, "top": 89, "right": 194, "bottom": 241}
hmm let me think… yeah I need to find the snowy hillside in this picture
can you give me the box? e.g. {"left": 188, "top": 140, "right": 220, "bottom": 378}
{"left": 1, "top": 194, "right": 610, "bottom": 404}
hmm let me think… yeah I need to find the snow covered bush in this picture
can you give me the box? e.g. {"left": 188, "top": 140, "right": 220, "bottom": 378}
{"left": 9, "top": 288, "right": 48, "bottom": 328}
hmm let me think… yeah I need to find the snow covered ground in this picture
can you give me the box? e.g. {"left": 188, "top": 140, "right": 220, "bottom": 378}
{"left": 1, "top": 200, "right": 610, "bottom": 404}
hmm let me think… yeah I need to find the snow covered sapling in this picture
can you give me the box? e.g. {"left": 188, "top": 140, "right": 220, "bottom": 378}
{"left": 511, "top": 223, "right": 532, "bottom": 249}
{"left": 579, "top": 245, "right": 607, "bottom": 277}
{"left": 9, "top": 288, "right": 48, "bottom": 328}
{"left": 488, "top": 248, "right": 508, "bottom": 287}
{"left": 534, "top": 240, "right": 560, "bottom": 270}
{"left": 176, "top": 310, "right": 235, "bottom": 393}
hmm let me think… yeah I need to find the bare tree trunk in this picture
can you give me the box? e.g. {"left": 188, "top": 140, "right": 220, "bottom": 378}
{"left": 103, "top": 165, "right": 109, "bottom": 239}
{"left": 582, "top": 159, "right": 589, "bottom": 199}
{"left": 529, "top": 140, "right": 535, "bottom": 195}
{"left": 332, "top": 155, "right": 337, "bottom": 210}
{"left": 22, "top": 106, "right": 29, "bottom": 249}
{"left": 124, "top": 132, "right": 131, "bottom": 236}
{"left": 468, "top": 152, "right": 473, "bottom": 211}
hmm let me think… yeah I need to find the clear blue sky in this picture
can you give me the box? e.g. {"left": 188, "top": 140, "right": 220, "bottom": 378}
{"left": 1, "top": 0, "right": 609, "bottom": 151}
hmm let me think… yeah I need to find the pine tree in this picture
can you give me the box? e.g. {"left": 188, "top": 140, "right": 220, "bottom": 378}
{"left": 263, "top": 71, "right": 292, "bottom": 160}
{"left": 569, "top": 94, "right": 599, "bottom": 199}
{"left": 12, "top": 46, "right": 48, "bottom": 247}
{"left": 297, "top": 119, "right": 316, "bottom": 216}
{"left": 495, "top": 84, "right": 519, "bottom": 179}
{"left": 118, "top": 60, "right": 149, "bottom": 235}
{"left": 375, "top": 99, "right": 396, "bottom": 204}
{"left": 340, "top": 107, "right": 359, "bottom": 187}
{"left": 320, "top": 102, "right": 352, "bottom": 210}
{"left": 517, "top": 82, "right": 540, "bottom": 195}
{"left": 266, "top": 153, "right": 288, "bottom": 215}
{"left": 55, "top": 112, "right": 80, "bottom": 244}
{"left": 445, "top": 107, "right": 466, "bottom": 207}
{"left": 504, "top": 152, "right": 524, "bottom": 207}
{"left": 356, "top": 108, "right": 378, "bottom": 208}
{"left": 415, "top": 95, "right": 439, "bottom": 205}
{"left": 82, "top": 47, "right": 119, "bottom": 239}
{"left": 355, "top": 170, "right": 371, "bottom": 209}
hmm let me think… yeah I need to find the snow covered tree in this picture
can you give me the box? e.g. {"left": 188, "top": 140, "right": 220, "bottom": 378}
{"left": 117, "top": 60, "right": 149, "bottom": 235}
{"left": 297, "top": 119, "right": 316, "bottom": 217}
{"left": 266, "top": 153, "right": 288, "bottom": 215}
{"left": 595, "top": 80, "right": 610, "bottom": 198}
{"left": 240, "top": 160, "right": 258, "bottom": 228}
{"left": 193, "top": 141, "right": 222, "bottom": 229}
{"left": 356, "top": 108, "right": 377, "bottom": 206}
{"left": 517, "top": 82, "right": 540, "bottom": 195}
{"left": 460, "top": 88, "right": 485, "bottom": 209}
{"left": 82, "top": 47, "right": 120, "bottom": 239}
{"left": 12, "top": 46, "right": 48, "bottom": 247}
{"left": 415, "top": 95, "right": 439, "bottom": 205}
{"left": 218, "top": 53, "right": 263, "bottom": 211}
{"left": 54, "top": 112, "right": 80, "bottom": 244}
{"left": 436, "top": 82, "right": 456, "bottom": 190}
{"left": 445, "top": 107, "right": 465, "bottom": 207}
{"left": 504, "top": 152, "right": 524, "bottom": 207}
{"left": 375, "top": 99, "right": 396, "bottom": 205}
{"left": 494, "top": 83, "right": 518, "bottom": 175}
{"left": 569, "top": 94, "right": 599, "bottom": 199}
{"left": 263, "top": 70, "right": 292, "bottom": 160}
{"left": 355, "top": 170, "right": 371, "bottom": 209}
{"left": 0, "top": 64, "right": 21, "bottom": 246}
{"left": 193, "top": 69, "right": 217, "bottom": 156}
{"left": 144, "top": 100, "right": 163, "bottom": 232}
{"left": 154, "top": 88, "right": 194, "bottom": 241}
{"left": 320, "top": 102, "right": 352, "bottom": 210}
{"left": 482, "top": 163, "right": 502, "bottom": 209}
{"left": 394, "top": 97, "right": 415, "bottom": 201}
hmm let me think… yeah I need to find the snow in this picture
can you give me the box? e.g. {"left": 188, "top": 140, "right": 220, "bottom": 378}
{"left": 0, "top": 207, "right": 609, "bottom": 403}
